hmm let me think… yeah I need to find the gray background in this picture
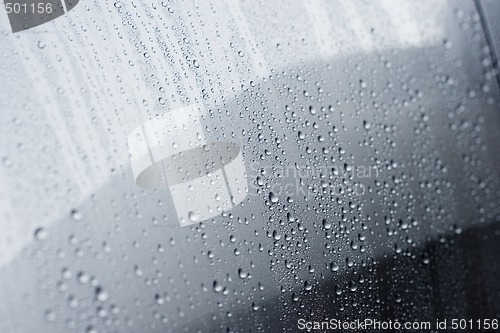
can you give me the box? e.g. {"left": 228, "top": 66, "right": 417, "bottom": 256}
{"left": 0, "top": 0, "right": 499, "bottom": 332}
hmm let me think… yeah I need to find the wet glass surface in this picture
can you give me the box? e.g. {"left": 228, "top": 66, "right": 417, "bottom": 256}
{"left": 0, "top": 1, "right": 499, "bottom": 332}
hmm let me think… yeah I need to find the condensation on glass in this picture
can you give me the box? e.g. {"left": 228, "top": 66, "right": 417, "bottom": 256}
{"left": 0, "top": 1, "right": 499, "bottom": 332}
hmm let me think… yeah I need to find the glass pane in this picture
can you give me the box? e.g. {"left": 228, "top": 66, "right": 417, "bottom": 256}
{"left": 1, "top": 1, "right": 499, "bottom": 332}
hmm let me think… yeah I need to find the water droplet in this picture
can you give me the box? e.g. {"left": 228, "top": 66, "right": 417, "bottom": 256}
{"left": 272, "top": 230, "right": 281, "bottom": 240}
{"left": 155, "top": 294, "right": 165, "bottom": 305}
{"left": 188, "top": 211, "right": 199, "bottom": 222}
{"left": 44, "top": 309, "right": 55, "bottom": 322}
{"left": 71, "top": 209, "right": 83, "bottom": 221}
{"left": 2, "top": 156, "right": 12, "bottom": 168}
{"left": 269, "top": 192, "right": 279, "bottom": 203}
{"left": 134, "top": 265, "right": 143, "bottom": 277}
{"left": 77, "top": 272, "right": 90, "bottom": 284}
{"left": 34, "top": 227, "right": 49, "bottom": 241}
{"left": 213, "top": 280, "right": 223, "bottom": 293}
{"left": 322, "top": 218, "right": 332, "bottom": 230}
{"left": 95, "top": 287, "right": 109, "bottom": 302}
{"left": 238, "top": 268, "right": 248, "bottom": 279}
